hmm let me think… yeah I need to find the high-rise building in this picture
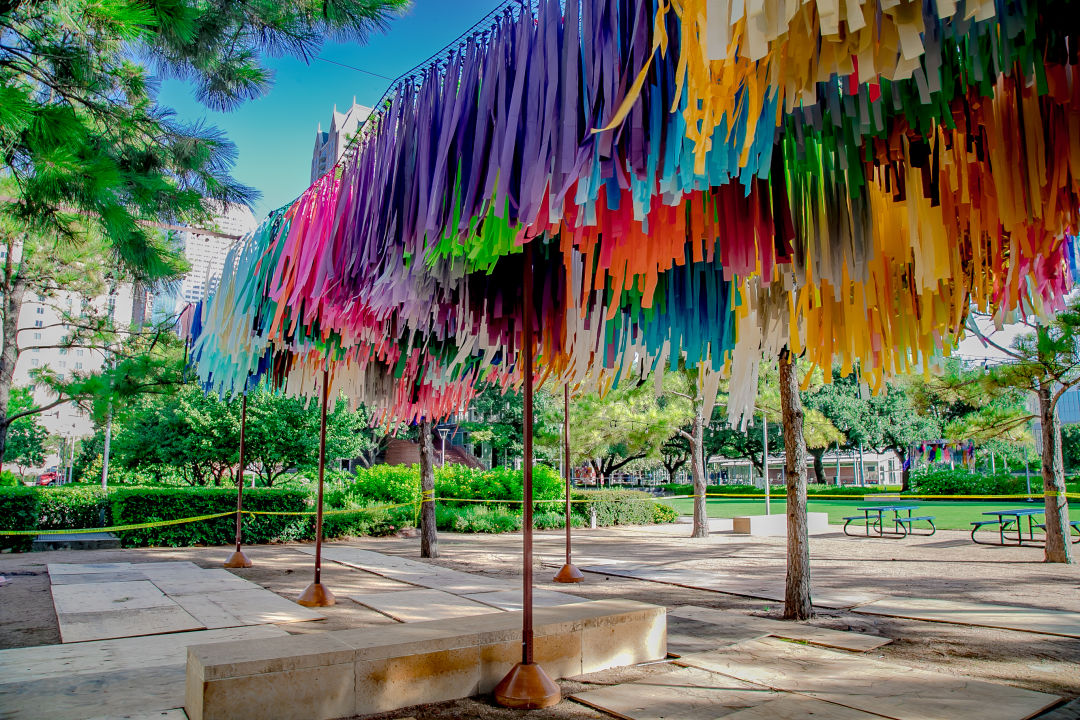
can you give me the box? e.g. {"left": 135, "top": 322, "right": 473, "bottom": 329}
{"left": 158, "top": 203, "right": 257, "bottom": 317}
{"left": 311, "top": 99, "right": 372, "bottom": 182}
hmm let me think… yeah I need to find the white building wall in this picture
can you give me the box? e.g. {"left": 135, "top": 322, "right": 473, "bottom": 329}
{"left": 311, "top": 100, "right": 372, "bottom": 182}
{"left": 173, "top": 204, "right": 257, "bottom": 314}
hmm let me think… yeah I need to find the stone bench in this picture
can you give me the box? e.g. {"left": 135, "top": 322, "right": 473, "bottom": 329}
{"left": 185, "top": 598, "right": 666, "bottom": 720}
{"left": 732, "top": 512, "right": 829, "bottom": 536}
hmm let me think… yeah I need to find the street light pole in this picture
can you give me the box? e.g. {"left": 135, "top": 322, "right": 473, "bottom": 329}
{"left": 438, "top": 427, "right": 451, "bottom": 467}
{"left": 762, "top": 411, "right": 770, "bottom": 515}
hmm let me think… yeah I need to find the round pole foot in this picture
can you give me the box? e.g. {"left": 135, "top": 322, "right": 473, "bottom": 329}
{"left": 493, "top": 662, "right": 561, "bottom": 709}
{"left": 553, "top": 563, "right": 584, "bottom": 583}
{"left": 223, "top": 550, "right": 252, "bottom": 568}
{"left": 296, "top": 582, "right": 336, "bottom": 607}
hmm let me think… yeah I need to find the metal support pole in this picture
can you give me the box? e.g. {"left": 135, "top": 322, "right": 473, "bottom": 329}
{"left": 297, "top": 368, "right": 335, "bottom": 607}
{"left": 494, "top": 243, "right": 560, "bottom": 709}
{"left": 225, "top": 394, "right": 252, "bottom": 568}
{"left": 555, "top": 384, "right": 583, "bottom": 583}
{"left": 763, "top": 412, "right": 770, "bottom": 515}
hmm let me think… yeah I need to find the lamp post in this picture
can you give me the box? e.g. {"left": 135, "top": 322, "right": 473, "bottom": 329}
{"left": 437, "top": 427, "right": 451, "bottom": 466}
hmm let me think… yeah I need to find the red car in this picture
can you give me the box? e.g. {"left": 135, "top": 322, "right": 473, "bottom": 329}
{"left": 37, "top": 472, "right": 57, "bottom": 486}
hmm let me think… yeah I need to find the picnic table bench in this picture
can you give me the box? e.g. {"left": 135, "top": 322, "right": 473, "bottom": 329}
{"left": 970, "top": 509, "right": 1080, "bottom": 545}
{"left": 843, "top": 505, "right": 936, "bottom": 538}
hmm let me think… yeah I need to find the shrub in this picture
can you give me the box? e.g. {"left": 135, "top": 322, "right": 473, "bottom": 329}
{"left": 334, "top": 464, "right": 565, "bottom": 510}
{"left": 0, "top": 487, "right": 39, "bottom": 552}
{"left": 436, "top": 504, "right": 522, "bottom": 533}
{"left": 321, "top": 501, "right": 415, "bottom": 539}
{"left": 109, "top": 487, "right": 310, "bottom": 548}
{"left": 0, "top": 470, "right": 21, "bottom": 487}
{"left": 652, "top": 502, "right": 679, "bottom": 524}
{"left": 908, "top": 469, "right": 1028, "bottom": 496}
{"left": 572, "top": 489, "right": 656, "bottom": 526}
{"left": 36, "top": 486, "right": 110, "bottom": 530}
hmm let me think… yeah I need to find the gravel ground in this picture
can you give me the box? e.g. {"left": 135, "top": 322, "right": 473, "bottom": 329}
{"left": 2, "top": 522, "right": 1079, "bottom": 719}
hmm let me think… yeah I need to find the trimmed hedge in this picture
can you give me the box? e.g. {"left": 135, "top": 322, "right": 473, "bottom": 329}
{"left": 658, "top": 483, "right": 896, "bottom": 497}
{"left": 332, "top": 464, "right": 564, "bottom": 509}
{"left": 109, "top": 487, "right": 310, "bottom": 548}
{"left": 572, "top": 489, "right": 658, "bottom": 526}
{"left": 37, "top": 486, "right": 109, "bottom": 530}
{"left": 0, "top": 487, "right": 38, "bottom": 552}
{"left": 907, "top": 469, "right": 1029, "bottom": 496}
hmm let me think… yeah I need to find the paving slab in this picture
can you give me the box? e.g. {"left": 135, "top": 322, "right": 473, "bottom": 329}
{"left": 148, "top": 568, "right": 259, "bottom": 596}
{"left": 0, "top": 625, "right": 286, "bottom": 685}
{"left": 57, "top": 605, "right": 206, "bottom": 643}
{"left": 666, "top": 616, "right": 770, "bottom": 656}
{"left": 853, "top": 597, "right": 1080, "bottom": 639}
{"left": 672, "top": 606, "right": 891, "bottom": 653}
{"left": 180, "top": 587, "right": 325, "bottom": 626}
{"left": 571, "top": 666, "right": 776, "bottom": 719}
{"left": 85, "top": 710, "right": 188, "bottom": 720}
{"left": 51, "top": 580, "right": 175, "bottom": 614}
{"left": 49, "top": 570, "right": 150, "bottom": 585}
{"left": 47, "top": 562, "right": 133, "bottom": 575}
{"left": 677, "top": 638, "right": 1060, "bottom": 720}
{"left": 464, "top": 588, "right": 584, "bottom": 611}
{"left": 348, "top": 588, "right": 505, "bottom": 622}
{"left": 0, "top": 664, "right": 186, "bottom": 720}
{"left": 722, "top": 694, "right": 887, "bottom": 719}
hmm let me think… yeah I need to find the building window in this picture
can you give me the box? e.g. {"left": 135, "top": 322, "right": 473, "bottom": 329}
{"left": 74, "top": 362, "right": 83, "bottom": 370}
{"left": 33, "top": 332, "right": 41, "bottom": 340}
{"left": 31, "top": 348, "right": 39, "bottom": 354}
{"left": 35, "top": 306, "right": 44, "bottom": 315}
{"left": 76, "top": 349, "right": 84, "bottom": 357}
{"left": 59, "top": 348, "right": 68, "bottom": 355}
{"left": 33, "top": 320, "right": 43, "bottom": 328}
{"left": 30, "top": 359, "right": 39, "bottom": 367}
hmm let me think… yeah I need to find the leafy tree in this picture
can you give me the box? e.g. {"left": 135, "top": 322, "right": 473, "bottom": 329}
{"left": 570, "top": 377, "right": 692, "bottom": 479}
{"left": 3, "top": 386, "right": 47, "bottom": 471}
{"left": 465, "top": 384, "right": 560, "bottom": 468}
{"left": 971, "top": 307, "right": 1080, "bottom": 564}
{"left": 0, "top": 0, "right": 405, "bottom": 469}
{"left": 1061, "top": 425, "right": 1080, "bottom": 474}
{"left": 660, "top": 435, "right": 691, "bottom": 481}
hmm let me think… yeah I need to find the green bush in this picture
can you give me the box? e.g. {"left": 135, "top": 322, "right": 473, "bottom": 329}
{"left": 0, "top": 487, "right": 39, "bottom": 552}
{"left": 333, "top": 464, "right": 564, "bottom": 510}
{"left": 321, "top": 500, "right": 415, "bottom": 539}
{"left": 652, "top": 502, "right": 679, "bottom": 523}
{"left": 435, "top": 504, "right": 522, "bottom": 533}
{"left": 572, "top": 489, "right": 657, "bottom": 526}
{"left": 36, "top": 486, "right": 110, "bottom": 530}
{"left": 109, "top": 487, "right": 310, "bottom": 548}
{"left": 659, "top": 482, "right": 890, "bottom": 497}
{"left": 907, "top": 469, "right": 1028, "bottom": 496}
{"left": 0, "top": 470, "right": 21, "bottom": 487}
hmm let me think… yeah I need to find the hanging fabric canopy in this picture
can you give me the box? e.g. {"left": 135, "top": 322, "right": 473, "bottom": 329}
{"left": 191, "top": 0, "right": 1080, "bottom": 426}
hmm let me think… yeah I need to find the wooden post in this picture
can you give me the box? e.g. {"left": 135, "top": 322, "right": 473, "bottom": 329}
{"left": 224, "top": 393, "right": 252, "bottom": 568}
{"left": 494, "top": 244, "right": 560, "bottom": 708}
{"left": 297, "top": 368, "right": 336, "bottom": 606}
{"left": 554, "top": 384, "right": 583, "bottom": 583}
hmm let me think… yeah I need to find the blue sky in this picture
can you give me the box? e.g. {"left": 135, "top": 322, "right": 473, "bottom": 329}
{"left": 157, "top": 1, "right": 502, "bottom": 218}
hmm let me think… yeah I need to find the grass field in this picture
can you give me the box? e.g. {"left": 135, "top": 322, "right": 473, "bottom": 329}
{"left": 658, "top": 496, "right": 1078, "bottom": 532}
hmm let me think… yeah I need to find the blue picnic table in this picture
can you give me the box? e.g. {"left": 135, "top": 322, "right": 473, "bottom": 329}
{"left": 972, "top": 509, "right": 1080, "bottom": 545}
{"left": 843, "top": 504, "right": 936, "bottom": 538}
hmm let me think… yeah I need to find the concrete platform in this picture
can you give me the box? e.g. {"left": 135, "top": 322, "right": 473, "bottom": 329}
{"left": 33, "top": 532, "right": 120, "bottom": 551}
{"left": 731, "top": 512, "right": 829, "bottom": 536}
{"left": 185, "top": 599, "right": 667, "bottom": 720}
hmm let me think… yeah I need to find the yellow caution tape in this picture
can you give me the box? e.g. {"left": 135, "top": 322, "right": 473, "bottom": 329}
{"left": 0, "top": 511, "right": 237, "bottom": 536}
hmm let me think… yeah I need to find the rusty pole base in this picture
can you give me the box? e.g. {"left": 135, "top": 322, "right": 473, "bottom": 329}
{"left": 493, "top": 662, "right": 561, "bottom": 709}
{"left": 296, "top": 582, "right": 336, "bottom": 607}
{"left": 223, "top": 550, "right": 253, "bottom": 568}
{"left": 553, "top": 563, "right": 584, "bottom": 583}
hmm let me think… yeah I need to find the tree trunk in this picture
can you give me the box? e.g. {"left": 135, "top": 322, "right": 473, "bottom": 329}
{"left": 895, "top": 450, "right": 911, "bottom": 492}
{"left": 419, "top": 420, "right": 439, "bottom": 558}
{"left": 0, "top": 260, "right": 27, "bottom": 472}
{"left": 130, "top": 281, "right": 147, "bottom": 329}
{"left": 810, "top": 448, "right": 826, "bottom": 484}
{"left": 689, "top": 409, "right": 708, "bottom": 538}
{"left": 1038, "top": 386, "right": 1073, "bottom": 564}
{"left": 779, "top": 348, "right": 812, "bottom": 620}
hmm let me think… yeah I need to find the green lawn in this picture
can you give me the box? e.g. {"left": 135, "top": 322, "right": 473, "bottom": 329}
{"left": 658, "top": 497, "right": 1077, "bottom": 532}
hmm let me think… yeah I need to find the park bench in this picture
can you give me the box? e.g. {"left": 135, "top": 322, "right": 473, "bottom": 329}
{"left": 185, "top": 598, "right": 666, "bottom": 720}
{"left": 892, "top": 515, "right": 936, "bottom": 536}
{"left": 1032, "top": 519, "right": 1080, "bottom": 544}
